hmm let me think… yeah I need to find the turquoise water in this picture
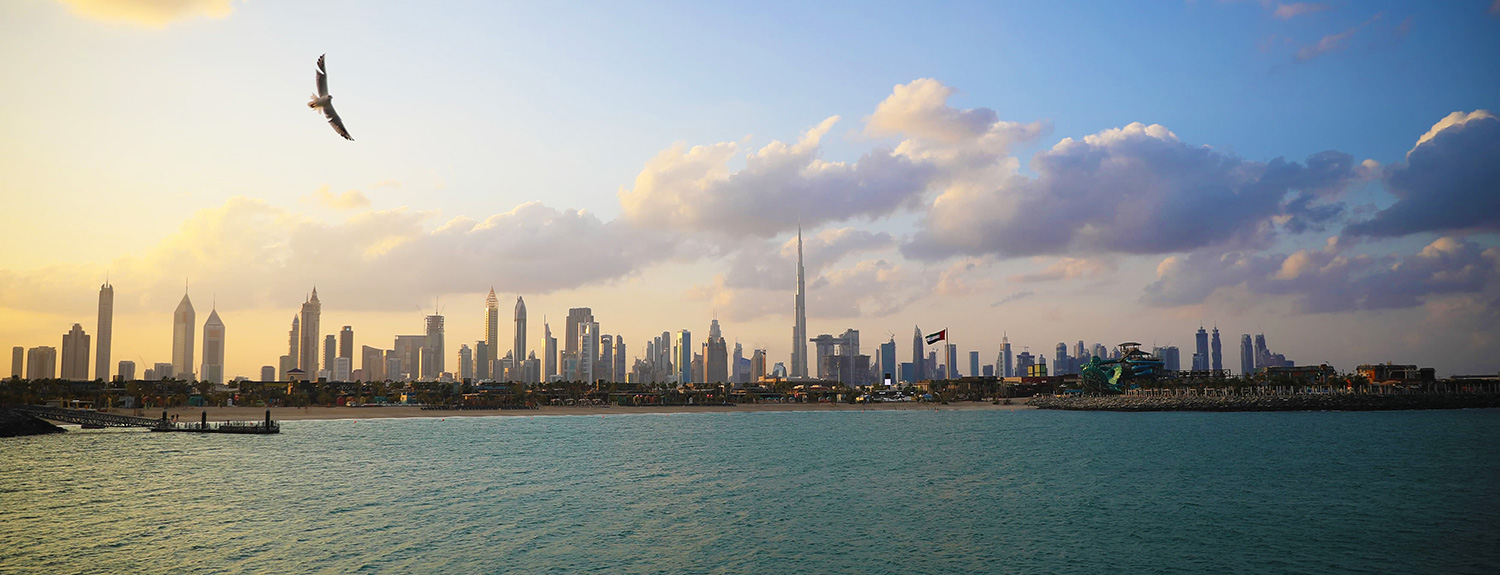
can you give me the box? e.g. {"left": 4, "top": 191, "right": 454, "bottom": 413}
{"left": 2, "top": 408, "right": 1497, "bottom": 574}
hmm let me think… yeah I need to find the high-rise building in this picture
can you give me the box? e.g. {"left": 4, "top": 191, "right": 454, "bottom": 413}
{"left": 26, "top": 346, "right": 57, "bottom": 380}
{"left": 323, "top": 335, "right": 336, "bottom": 376}
{"left": 969, "top": 351, "right": 980, "bottom": 379}
{"left": 600, "top": 334, "right": 614, "bottom": 383}
{"left": 384, "top": 351, "right": 402, "bottom": 383}
{"left": 1001, "top": 334, "right": 1013, "bottom": 378}
{"left": 1015, "top": 350, "right": 1034, "bottom": 375}
{"left": 60, "top": 323, "right": 90, "bottom": 381}
{"left": 1210, "top": 327, "right": 1223, "bottom": 372}
{"left": 514, "top": 296, "right": 527, "bottom": 379}
{"left": 339, "top": 326, "right": 354, "bottom": 360}
{"left": 674, "top": 329, "right": 692, "bottom": 385}
{"left": 1154, "top": 346, "right": 1181, "bottom": 372}
{"left": 334, "top": 357, "right": 351, "bottom": 382}
{"left": 95, "top": 281, "right": 113, "bottom": 382}
{"left": 459, "top": 344, "right": 473, "bottom": 381}
{"left": 260, "top": 365, "right": 275, "bottom": 382}
{"left": 579, "top": 322, "right": 598, "bottom": 383}
{"left": 1055, "top": 343, "right": 1069, "bottom": 376}
{"left": 288, "top": 315, "right": 300, "bottom": 371}
{"left": 394, "top": 335, "right": 425, "bottom": 380}
{"left": 945, "top": 344, "right": 958, "bottom": 379}
{"left": 614, "top": 337, "right": 626, "bottom": 384}
{"left": 1240, "top": 334, "right": 1254, "bottom": 376}
{"left": 117, "top": 360, "right": 135, "bottom": 381}
{"left": 299, "top": 288, "right": 321, "bottom": 376}
{"left": 911, "top": 326, "right": 925, "bottom": 381}
{"left": 201, "top": 308, "right": 225, "bottom": 384}
{"left": 751, "top": 348, "right": 767, "bottom": 382}
{"left": 1193, "top": 326, "right": 1209, "bottom": 371}
{"left": 362, "top": 345, "right": 385, "bottom": 382}
{"left": 565, "top": 308, "right": 594, "bottom": 359}
{"left": 10, "top": 346, "right": 23, "bottom": 378}
{"left": 705, "top": 319, "right": 727, "bottom": 384}
{"left": 172, "top": 292, "right": 196, "bottom": 380}
{"left": 484, "top": 288, "right": 499, "bottom": 379}
{"left": 879, "top": 337, "right": 896, "bottom": 384}
{"left": 424, "top": 314, "right": 445, "bottom": 378}
{"left": 1254, "top": 334, "right": 1269, "bottom": 370}
{"left": 544, "top": 321, "right": 557, "bottom": 381}
{"left": 791, "top": 226, "right": 809, "bottom": 378}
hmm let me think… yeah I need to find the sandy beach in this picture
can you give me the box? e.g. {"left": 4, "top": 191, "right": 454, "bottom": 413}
{"left": 131, "top": 400, "right": 1034, "bottom": 422}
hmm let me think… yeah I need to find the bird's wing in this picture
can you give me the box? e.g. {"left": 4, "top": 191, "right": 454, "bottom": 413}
{"left": 315, "top": 54, "right": 328, "bottom": 97}
{"left": 323, "top": 103, "right": 353, "bottom": 140}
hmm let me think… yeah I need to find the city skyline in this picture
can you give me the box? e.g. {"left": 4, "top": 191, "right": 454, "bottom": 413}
{"left": 2, "top": 1, "right": 1498, "bottom": 379}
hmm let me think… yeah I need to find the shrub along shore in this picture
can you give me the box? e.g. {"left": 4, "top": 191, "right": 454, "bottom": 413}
{"left": 1028, "top": 393, "right": 1500, "bottom": 412}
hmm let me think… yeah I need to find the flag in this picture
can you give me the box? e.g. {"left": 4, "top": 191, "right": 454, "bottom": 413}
{"left": 924, "top": 330, "right": 946, "bottom": 345}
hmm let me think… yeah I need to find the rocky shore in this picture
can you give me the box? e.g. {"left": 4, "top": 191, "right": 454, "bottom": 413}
{"left": 0, "top": 407, "right": 66, "bottom": 438}
{"left": 1028, "top": 393, "right": 1500, "bottom": 412}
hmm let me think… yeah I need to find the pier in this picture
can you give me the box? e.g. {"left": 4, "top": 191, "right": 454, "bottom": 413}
{"left": 9, "top": 405, "right": 280, "bottom": 434}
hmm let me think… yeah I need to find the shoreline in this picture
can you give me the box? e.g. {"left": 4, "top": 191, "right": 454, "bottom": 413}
{"left": 1029, "top": 393, "right": 1500, "bottom": 412}
{"left": 128, "top": 401, "right": 1036, "bottom": 422}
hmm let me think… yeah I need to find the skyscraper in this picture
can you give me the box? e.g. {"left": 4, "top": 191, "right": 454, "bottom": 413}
{"left": 288, "top": 315, "right": 300, "bottom": 372}
{"left": 543, "top": 320, "right": 557, "bottom": 381}
{"left": 172, "top": 292, "right": 195, "bottom": 380}
{"left": 1254, "top": 334, "right": 1269, "bottom": 369}
{"left": 969, "top": 351, "right": 979, "bottom": 379}
{"left": 674, "top": 329, "right": 692, "bottom": 385}
{"left": 10, "top": 346, "right": 22, "bottom": 378}
{"left": 323, "top": 335, "right": 336, "bottom": 377}
{"left": 483, "top": 288, "right": 499, "bottom": 379}
{"left": 600, "top": 334, "right": 614, "bottom": 383}
{"left": 26, "top": 346, "right": 57, "bottom": 380}
{"left": 879, "top": 337, "right": 896, "bottom": 384}
{"left": 706, "top": 319, "right": 727, "bottom": 384}
{"left": 1240, "top": 334, "right": 1254, "bottom": 376}
{"left": 424, "top": 314, "right": 445, "bottom": 378}
{"left": 751, "top": 348, "right": 766, "bottom": 382}
{"left": 60, "top": 323, "right": 89, "bottom": 381}
{"left": 459, "top": 344, "right": 473, "bottom": 381}
{"left": 912, "top": 326, "right": 925, "bottom": 381}
{"left": 1001, "top": 333, "right": 1013, "bottom": 378}
{"left": 339, "top": 326, "right": 354, "bottom": 360}
{"left": 565, "top": 308, "right": 594, "bottom": 358}
{"left": 614, "top": 337, "right": 626, "bottom": 385}
{"left": 1210, "top": 326, "right": 1223, "bottom": 372}
{"left": 201, "top": 308, "right": 225, "bottom": 384}
{"left": 117, "top": 360, "right": 135, "bottom": 381}
{"left": 791, "top": 226, "right": 809, "bottom": 378}
{"left": 514, "top": 296, "right": 527, "bottom": 378}
{"left": 362, "top": 345, "right": 385, "bottom": 382}
{"left": 95, "top": 280, "right": 113, "bottom": 382}
{"left": 1193, "top": 326, "right": 1209, "bottom": 371}
{"left": 299, "top": 288, "right": 321, "bottom": 376}
{"left": 1055, "top": 343, "right": 1069, "bottom": 376}
{"left": 945, "top": 343, "right": 958, "bottom": 379}
{"left": 579, "top": 321, "right": 598, "bottom": 383}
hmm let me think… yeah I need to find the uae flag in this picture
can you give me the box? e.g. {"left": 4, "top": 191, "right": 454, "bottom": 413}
{"left": 924, "top": 330, "right": 947, "bottom": 345}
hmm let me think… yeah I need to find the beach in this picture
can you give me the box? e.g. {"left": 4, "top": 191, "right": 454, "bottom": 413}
{"left": 130, "top": 400, "right": 1035, "bottom": 422}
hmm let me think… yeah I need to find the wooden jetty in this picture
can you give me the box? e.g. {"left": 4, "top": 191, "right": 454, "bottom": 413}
{"left": 9, "top": 405, "right": 280, "bottom": 434}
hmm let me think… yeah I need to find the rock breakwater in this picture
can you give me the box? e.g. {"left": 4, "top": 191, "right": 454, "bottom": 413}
{"left": 0, "top": 406, "right": 66, "bottom": 438}
{"left": 1028, "top": 393, "right": 1500, "bottom": 412}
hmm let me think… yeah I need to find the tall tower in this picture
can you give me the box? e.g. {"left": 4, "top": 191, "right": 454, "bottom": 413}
{"left": 565, "top": 308, "right": 594, "bottom": 359}
{"left": 172, "top": 291, "right": 196, "bottom": 380}
{"left": 674, "top": 329, "right": 692, "bottom": 385}
{"left": 288, "top": 315, "right": 300, "bottom": 368}
{"left": 299, "top": 288, "right": 321, "bottom": 375}
{"left": 1193, "top": 326, "right": 1209, "bottom": 371}
{"left": 95, "top": 281, "right": 113, "bottom": 382}
{"left": 484, "top": 288, "right": 499, "bottom": 378}
{"left": 514, "top": 296, "right": 527, "bottom": 377}
{"left": 1210, "top": 326, "right": 1223, "bottom": 372}
{"left": 425, "top": 313, "right": 445, "bottom": 378}
{"left": 791, "top": 226, "right": 809, "bottom": 378}
{"left": 60, "top": 323, "right": 90, "bottom": 381}
{"left": 201, "top": 307, "right": 225, "bottom": 384}
{"left": 544, "top": 319, "right": 557, "bottom": 381}
{"left": 339, "top": 326, "right": 354, "bottom": 360}
{"left": 911, "top": 325, "right": 924, "bottom": 381}
{"left": 1001, "top": 333, "right": 1013, "bottom": 378}
{"left": 1240, "top": 334, "right": 1254, "bottom": 376}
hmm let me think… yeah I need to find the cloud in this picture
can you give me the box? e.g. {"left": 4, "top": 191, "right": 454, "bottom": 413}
{"left": 1294, "top": 13, "right": 1382, "bottom": 61}
{"left": 990, "top": 291, "right": 1034, "bottom": 308}
{"left": 1008, "top": 258, "right": 1116, "bottom": 283}
{"left": 1492, "top": 0, "right": 1500, "bottom": 16}
{"left": 1344, "top": 110, "right": 1500, "bottom": 238}
{"left": 1273, "top": 3, "right": 1329, "bottom": 20}
{"left": 303, "top": 186, "right": 372, "bottom": 211}
{"left": 720, "top": 227, "right": 894, "bottom": 291}
{"left": 54, "top": 0, "right": 236, "bottom": 27}
{"left": 903, "top": 121, "right": 1364, "bottom": 261}
{"left": 0, "top": 197, "right": 678, "bottom": 314}
{"left": 618, "top": 116, "right": 935, "bottom": 239}
{"left": 1142, "top": 237, "right": 1500, "bottom": 314}
{"left": 693, "top": 258, "right": 922, "bottom": 322}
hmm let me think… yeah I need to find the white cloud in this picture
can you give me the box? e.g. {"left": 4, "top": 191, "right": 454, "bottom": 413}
{"left": 54, "top": 0, "right": 236, "bottom": 27}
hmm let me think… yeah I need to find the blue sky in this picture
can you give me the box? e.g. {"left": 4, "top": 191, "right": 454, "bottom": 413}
{"left": 2, "top": 0, "right": 1498, "bottom": 378}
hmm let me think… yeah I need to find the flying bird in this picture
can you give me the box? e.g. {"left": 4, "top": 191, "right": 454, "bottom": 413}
{"left": 308, "top": 54, "right": 353, "bottom": 140}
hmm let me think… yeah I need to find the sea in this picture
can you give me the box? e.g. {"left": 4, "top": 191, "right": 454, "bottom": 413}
{"left": 2, "top": 408, "right": 1497, "bottom": 574}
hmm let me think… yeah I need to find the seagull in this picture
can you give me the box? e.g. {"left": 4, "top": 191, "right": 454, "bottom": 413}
{"left": 307, "top": 54, "right": 352, "bottom": 140}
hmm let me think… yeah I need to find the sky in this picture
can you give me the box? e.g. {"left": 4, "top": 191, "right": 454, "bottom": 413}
{"left": 2, "top": 0, "right": 1499, "bottom": 380}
